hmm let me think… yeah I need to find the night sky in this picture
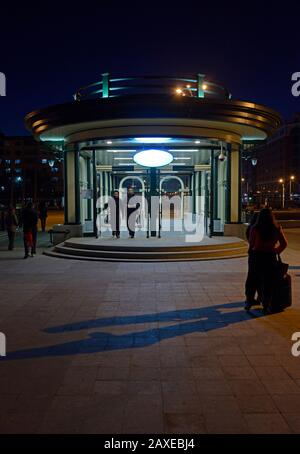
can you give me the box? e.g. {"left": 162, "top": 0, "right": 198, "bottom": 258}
{"left": 1, "top": 1, "right": 300, "bottom": 135}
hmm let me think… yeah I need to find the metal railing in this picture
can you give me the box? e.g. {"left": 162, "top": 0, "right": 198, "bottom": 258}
{"left": 74, "top": 73, "right": 231, "bottom": 101}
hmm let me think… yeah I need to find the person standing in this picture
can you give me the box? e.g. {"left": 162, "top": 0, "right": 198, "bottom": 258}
{"left": 20, "top": 202, "right": 39, "bottom": 259}
{"left": 5, "top": 205, "right": 19, "bottom": 251}
{"left": 244, "top": 212, "right": 259, "bottom": 309}
{"left": 248, "top": 208, "right": 288, "bottom": 313}
{"left": 38, "top": 201, "right": 48, "bottom": 232}
{"left": 126, "top": 187, "right": 140, "bottom": 239}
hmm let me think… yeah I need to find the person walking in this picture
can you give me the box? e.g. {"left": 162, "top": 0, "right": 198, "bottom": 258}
{"left": 126, "top": 187, "right": 140, "bottom": 239}
{"left": 5, "top": 205, "right": 19, "bottom": 251}
{"left": 111, "top": 191, "right": 121, "bottom": 239}
{"left": 38, "top": 201, "right": 48, "bottom": 232}
{"left": 246, "top": 208, "right": 288, "bottom": 313}
{"left": 20, "top": 202, "right": 39, "bottom": 259}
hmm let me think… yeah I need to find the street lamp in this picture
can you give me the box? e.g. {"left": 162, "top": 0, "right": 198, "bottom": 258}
{"left": 175, "top": 85, "right": 197, "bottom": 97}
{"left": 241, "top": 178, "right": 249, "bottom": 196}
{"left": 290, "top": 175, "right": 295, "bottom": 200}
{"left": 279, "top": 178, "right": 285, "bottom": 209}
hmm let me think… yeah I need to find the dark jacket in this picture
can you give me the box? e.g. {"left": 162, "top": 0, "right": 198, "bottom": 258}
{"left": 5, "top": 212, "right": 18, "bottom": 232}
{"left": 20, "top": 207, "right": 38, "bottom": 233}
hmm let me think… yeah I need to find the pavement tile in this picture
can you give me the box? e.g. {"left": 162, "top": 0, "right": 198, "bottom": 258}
{"left": 0, "top": 235, "right": 300, "bottom": 433}
{"left": 244, "top": 413, "right": 292, "bottom": 434}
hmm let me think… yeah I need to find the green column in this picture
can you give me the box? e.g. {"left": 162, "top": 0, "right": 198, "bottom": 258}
{"left": 149, "top": 167, "right": 159, "bottom": 237}
{"left": 92, "top": 150, "right": 98, "bottom": 237}
{"left": 197, "top": 73, "right": 205, "bottom": 98}
{"left": 86, "top": 157, "right": 92, "bottom": 221}
{"left": 209, "top": 150, "right": 214, "bottom": 237}
{"left": 74, "top": 144, "right": 81, "bottom": 224}
{"left": 192, "top": 173, "right": 196, "bottom": 214}
{"left": 213, "top": 154, "right": 219, "bottom": 220}
{"left": 63, "top": 148, "right": 69, "bottom": 224}
{"left": 102, "top": 73, "right": 110, "bottom": 98}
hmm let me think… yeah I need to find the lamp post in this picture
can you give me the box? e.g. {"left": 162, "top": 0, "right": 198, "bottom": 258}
{"left": 290, "top": 175, "right": 295, "bottom": 200}
{"left": 279, "top": 178, "right": 285, "bottom": 209}
{"left": 241, "top": 178, "right": 249, "bottom": 204}
{"left": 241, "top": 178, "right": 249, "bottom": 195}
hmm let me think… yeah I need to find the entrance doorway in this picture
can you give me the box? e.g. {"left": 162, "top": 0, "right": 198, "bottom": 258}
{"left": 160, "top": 176, "right": 185, "bottom": 220}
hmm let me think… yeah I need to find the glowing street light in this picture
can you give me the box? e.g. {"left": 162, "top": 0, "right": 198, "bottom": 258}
{"left": 279, "top": 178, "right": 285, "bottom": 209}
{"left": 290, "top": 175, "right": 295, "bottom": 200}
{"left": 202, "top": 83, "right": 208, "bottom": 91}
{"left": 241, "top": 178, "right": 249, "bottom": 197}
{"left": 175, "top": 88, "right": 183, "bottom": 95}
{"left": 185, "top": 84, "right": 194, "bottom": 96}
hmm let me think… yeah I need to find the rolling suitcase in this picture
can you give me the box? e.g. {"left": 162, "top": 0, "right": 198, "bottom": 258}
{"left": 271, "top": 272, "right": 292, "bottom": 311}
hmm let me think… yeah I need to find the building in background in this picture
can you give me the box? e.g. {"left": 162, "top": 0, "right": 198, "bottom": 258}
{"left": 0, "top": 133, "right": 63, "bottom": 208}
{"left": 242, "top": 114, "right": 300, "bottom": 208}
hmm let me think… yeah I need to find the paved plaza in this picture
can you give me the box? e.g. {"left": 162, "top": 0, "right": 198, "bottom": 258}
{"left": 0, "top": 230, "right": 300, "bottom": 433}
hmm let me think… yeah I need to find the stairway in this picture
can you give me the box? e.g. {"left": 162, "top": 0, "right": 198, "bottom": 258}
{"left": 44, "top": 238, "right": 248, "bottom": 262}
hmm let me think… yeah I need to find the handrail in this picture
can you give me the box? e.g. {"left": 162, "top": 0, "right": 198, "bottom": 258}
{"left": 74, "top": 73, "right": 231, "bottom": 101}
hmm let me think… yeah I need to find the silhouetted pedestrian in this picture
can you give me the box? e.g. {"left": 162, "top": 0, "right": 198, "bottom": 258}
{"left": 5, "top": 205, "right": 18, "bottom": 251}
{"left": 20, "top": 202, "right": 38, "bottom": 259}
{"left": 38, "top": 201, "right": 48, "bottom": 232}
{"left": 111, "top": 191, "right": 121, "bottom": 238}
{"left": 246, "top": 208, "right": 288, "bottom": 313}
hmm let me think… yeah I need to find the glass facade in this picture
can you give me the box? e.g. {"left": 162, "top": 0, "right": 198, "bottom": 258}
{"left": 70, "top": 138, "right": 233, "bottom": 238}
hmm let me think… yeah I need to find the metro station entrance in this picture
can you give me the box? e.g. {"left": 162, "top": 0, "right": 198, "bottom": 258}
{"left": 76, "top": 138, "right": 231, "bottom": 240}
{"left": 26, "top": 72, "right": 281, "bottom": 257}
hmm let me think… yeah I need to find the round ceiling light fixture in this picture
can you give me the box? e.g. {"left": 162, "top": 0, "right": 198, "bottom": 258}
{"left": 133, "top": 149, "right": 174, "bottom": 168}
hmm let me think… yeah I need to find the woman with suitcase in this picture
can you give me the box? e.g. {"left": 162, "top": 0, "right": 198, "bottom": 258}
{"left": 246, "top": 208, "right": 288, "bottom": 313}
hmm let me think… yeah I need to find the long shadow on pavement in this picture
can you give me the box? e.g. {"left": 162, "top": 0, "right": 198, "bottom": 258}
{"left": 4, "top": 302, "right": 265, "bottom": 361}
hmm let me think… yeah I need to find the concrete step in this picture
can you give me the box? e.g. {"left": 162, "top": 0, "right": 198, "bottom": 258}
{"left": 43, "top": 240, "right": 248, "bottom": 262}
{"left": 64, "top": 239, "right": 247, "bottom": 253}
{"left": 44, "top": 249, "right": 248, "bottom": 262}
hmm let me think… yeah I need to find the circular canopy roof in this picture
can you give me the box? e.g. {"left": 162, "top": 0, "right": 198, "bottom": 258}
{"left": 25, "top": 94, "right": 282, "bottom": 145}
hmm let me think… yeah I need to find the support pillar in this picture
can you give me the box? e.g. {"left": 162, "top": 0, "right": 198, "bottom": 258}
{"left": 105, "top": 172, "right": 109, "bottom": 197}
{"left": 149, "top": 167, "right": 159, "bottom": 237}
{"left": 86, "top": 157, "right": 92, "bottom": 221}
{"left": 224, "top": 142, "right": 243, "bottom": 238}
{"left": 92, "top": 150, "right": 98, "bottom": 237}
{"left": 62, "top": 145, "right": 83, "bottom": 237}
{"left": 209, "top": 150, "right": 215, "bottom": 238}
{"left": 229, "top": 143, "right": 241, "bottom": 223}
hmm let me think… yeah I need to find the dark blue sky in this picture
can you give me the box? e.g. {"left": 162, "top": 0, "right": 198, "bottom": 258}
{"left": 1, "top": 1, "right": 300, "bottom": 135}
